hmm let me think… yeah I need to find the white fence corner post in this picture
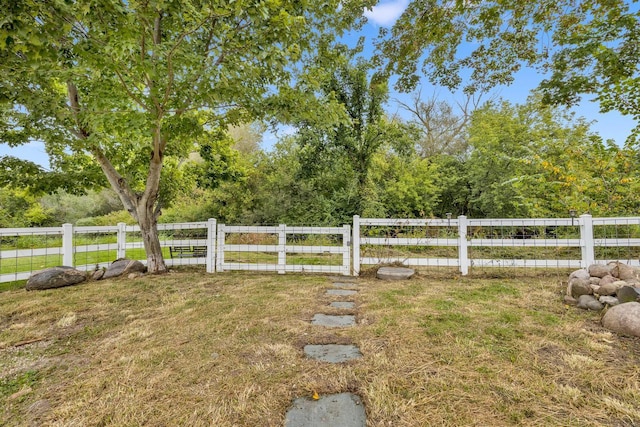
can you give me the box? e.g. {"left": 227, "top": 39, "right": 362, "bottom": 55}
{"left": 216, "top": 223, "right": 225, "bottom": 272}
{"left": 278, "top": 224, "right": 286, "bottom": 274}
{"left": 352, "top": 215, "right": 360, "bottom": 276}
{"left": 206, "top": 218, "right": 217, "bottom": 273}
{"left": 458, "top": 216, "right": 469, "bottom": 276}
{"left": 580, "top": 214, "right": 595, "bottom": 268}
{"left": 117, "top": 222, "right": 127, "bottom": 259}
{"left": 62, "top": 223, "right": 74, "bottom": 267}
{"left": 342, "top": 224, "right": 351, "bottom": 276}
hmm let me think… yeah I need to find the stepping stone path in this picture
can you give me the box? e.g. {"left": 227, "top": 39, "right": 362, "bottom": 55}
{"left": 284, "top": 277, "right": 367, "bottom": 426}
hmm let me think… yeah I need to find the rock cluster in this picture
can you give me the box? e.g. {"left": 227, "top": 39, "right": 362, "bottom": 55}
{"left": 565, "top": 262, "right": 640, "bottom": 337}
{"left": 565, "top": 262, "right": 640, "bottom": 308}
{"left": 26, "top": 259, "right": 146, "bottom": 291}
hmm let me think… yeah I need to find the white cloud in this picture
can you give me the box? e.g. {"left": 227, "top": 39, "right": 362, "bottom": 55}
{"left": 364, "top": 0, "right": 409, "bottom": 27}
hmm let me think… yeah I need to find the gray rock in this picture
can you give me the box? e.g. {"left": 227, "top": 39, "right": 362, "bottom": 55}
{"left": 103, "top": 259, "right": 146, "bottom": 280}
{"left": 598, "top": 280, "right": 626, "bottom": 296}
{"left": 26, "top": 266, "right": 86, "bottom": 291}
{"left": 285, "top": 393, "right": 366, "bottom": 427}
{"left": 576, "top": 295, "right": 604, "bottom": 311}
{"left": 330, "top": 301, "right": 355, "bottom": 309}
{"left": 563, "top": 295, "right": 577, "bottom": 306}
{"left": 304, "top": 344, "right": 362, "bottom": 363}
{"left": 332, "top": 282, "right": 357, "bottom": 289}
{"left": 376, "top": 266, "right": 415, "bottom": 280}
{"left": 588, "top": 264, "right": 612, "bottom": 278}
{"left": 599, "top": 275, "right": 617, "bottom": 287}
{"left": 590, "top": 284, "right": 601, "bottom": 294}
{"left": 569, "top": 278, "right": 593, "bottom": 298}
{"left": 326, "top": 289, "right": 357, "bottom": 296}
{"left": 569, "top": 269, "right": 590, "bottom": 281}
{"left": 607, "top": 262, "right": 639, "bottom": 281}
{"left": 602, "top": 302, "right": 640, "bottom": 337}
{"left": 91, "top": 269, "right": 105, "bottom": 281}
{"left": 589, "top": 277, "right": 601, "bottom": 286}
{"left": 311, "top": 314, "right": 356, "bottom": 327}
{"left": 598, "top": 296, "right": 620, "bottom": 306}
{"left": 617, "top": 286, "right": 640, "bottom": 303}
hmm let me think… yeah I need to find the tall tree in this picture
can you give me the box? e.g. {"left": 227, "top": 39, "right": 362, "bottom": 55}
{"left": 378, "top": 0, "right": 640, "bottom": 140}
{"left": 396, "top": 90, "right": 481, "bottom": 157}
{"left": 295, "top": 59, "right": 413, "bottom": 216}
{"left": 0, "top": 0, "right": 368, "bottom": 272}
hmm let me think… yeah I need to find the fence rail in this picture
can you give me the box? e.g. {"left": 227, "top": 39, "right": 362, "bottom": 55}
{"left": 216, "top": 224, "right": 351, "bottom": 276}
{"left": 353, "top": 214, "right": 640, "bottom": 275}
{"left": 2, "top": 214, "right": 640, "bottom": 283}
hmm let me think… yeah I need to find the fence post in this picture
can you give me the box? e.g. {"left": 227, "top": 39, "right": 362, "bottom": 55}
{"left": 117, "top": 222, "right": 127, "bottom": 259}
{"left": 458, "top": 216, "right": 469, "bottom": 276}
{"left": 62, "top": 223, "right": 74, "bottom": 267}
{"left": 206, "top": 218, "right": 217, "bottom": 273}
{"left": 342, "top": 224, "right": 351, "bottom": 276}
{"left": 216, "top": 223, "right": 225, "bottom": 272}
{"left": 278, "top": 224, "right": 286, "bottom": 274}
{"left": 352, "top": 215, "right": 360, "bottom": 276}
{"left": 580, "top": 214, "right": 595, "bottom": 268}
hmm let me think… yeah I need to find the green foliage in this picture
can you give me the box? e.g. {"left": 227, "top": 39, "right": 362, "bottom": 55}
{"left": 0, "top": 187, "right": 50, "bottom": 227}
{"left": 75, "top": 210, "right": 136, "bottom": 226}
{"left": 378, "top": 0, "right": 639, "bottom": 140}
{"left": 0, "top": 0, "right": 372, "bottom": 269}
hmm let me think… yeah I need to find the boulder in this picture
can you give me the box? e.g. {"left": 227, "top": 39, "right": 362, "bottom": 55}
{"left": 598, "top": 280, "right": 627, "bottom": 297}
{"left": 588, "top": 264, "right": 612, "bottom": 278}
{"left": 599, "top": 296, "right": 620, "bottom": 307}
{"left": 26, "top": 266, "right": 86, "bottom": 291}
{"left": 102, "top": 259, "right": 146, "bottom": 280}
{"left": 563, "top": 295, "right": 577, "bottom": 306}
{"left": 576, "top": 295, "right": 604, "bottom": 311}
{"left": 376, "top": 266, "right": 415, "bottom": 280}
{"left": 569, "top": 269, "right": 590, "bottom": 281}
{"left": 602, "top": 302, "right": 640, "bottom": 337}
{"left": 617, "top": 286, "right": 640, "bottom": 304}
{"left": 598, "top": 275, "right": 617, "bottom": 287}
{"left": 607, "top": 262, "right": 639, "bottom": 281}
{"left": 569, "top": 278, "right": 592, "bottom": 299}
{"left": 589, "top": 277, "right": 601, "bottom": 286}
{"left": 91, "top": 269, "right": 105, "bottom": 281}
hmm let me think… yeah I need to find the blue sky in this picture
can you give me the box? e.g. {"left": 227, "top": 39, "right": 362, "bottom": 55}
{"left": 2, "top": 1, "right": 637, "bottom": 167}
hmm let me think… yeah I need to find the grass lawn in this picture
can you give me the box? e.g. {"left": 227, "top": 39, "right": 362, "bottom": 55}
{"left": 1, "top": 268, "right": 639, "bottom": 426}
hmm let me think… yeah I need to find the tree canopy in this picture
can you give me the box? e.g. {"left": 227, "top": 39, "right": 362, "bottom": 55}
{"left": 0, "top": 0, "right": 371, "bottom": 272}
{"left": 378, "top": 0, "right": 640, "bottom": 140}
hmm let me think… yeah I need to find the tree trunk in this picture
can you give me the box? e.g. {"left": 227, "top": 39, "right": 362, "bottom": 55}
{"left": 137, "top": 203, "right": 167, "bottom": 274}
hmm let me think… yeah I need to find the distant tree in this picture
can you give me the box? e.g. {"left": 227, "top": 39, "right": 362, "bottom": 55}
{"left": 396, "top": 90, "right": 482, "bottom": 157}
{"left": 378, "top": 0, "right": 640, "bottom": 140}
{"left": 294, "top": 59, "right": 414, "bottom": 217}
{"left": 464, "top": 97, "right": 638, "bottom": 217}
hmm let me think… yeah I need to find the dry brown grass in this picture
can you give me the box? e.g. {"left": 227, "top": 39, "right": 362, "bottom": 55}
{"left": 1, "top": 267, "right": 639, "bottom": 426}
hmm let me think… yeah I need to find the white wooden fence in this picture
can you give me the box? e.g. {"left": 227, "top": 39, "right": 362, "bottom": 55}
{"left": 0, "top": 220, "right": 351, "bottom": 283}
{"left": 2, "top": 215, "right": 640, "bottom": 283}
{"left": 352, "top": 215, "right": 640, "bottom": 275}
{"left": 216, "top": 224, "right": 351, "bottom": 275}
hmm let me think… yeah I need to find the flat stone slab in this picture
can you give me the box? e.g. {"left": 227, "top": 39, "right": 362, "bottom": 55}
{"left": 327, "top": 276, "right": 357, "bottom": 283}
{"left": 326, "top": 289, "right": 357, "bottom": 296}
{"left": 312, "top": 314, "right": 356, "bottom": 327}
{"left": 377, "top": 266, "right": 415, "bottom": 280}
{"left": 330, "top": 301, "right": 355, "bottom": 309}
{"left": 285, "top": 393, "right": 366, "bottom": 427}
{"left": 304, "top": 344, "right": 362, "bottom": 363}
{"left": 332, "top": 282, "right": 357, "bottom": 289}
